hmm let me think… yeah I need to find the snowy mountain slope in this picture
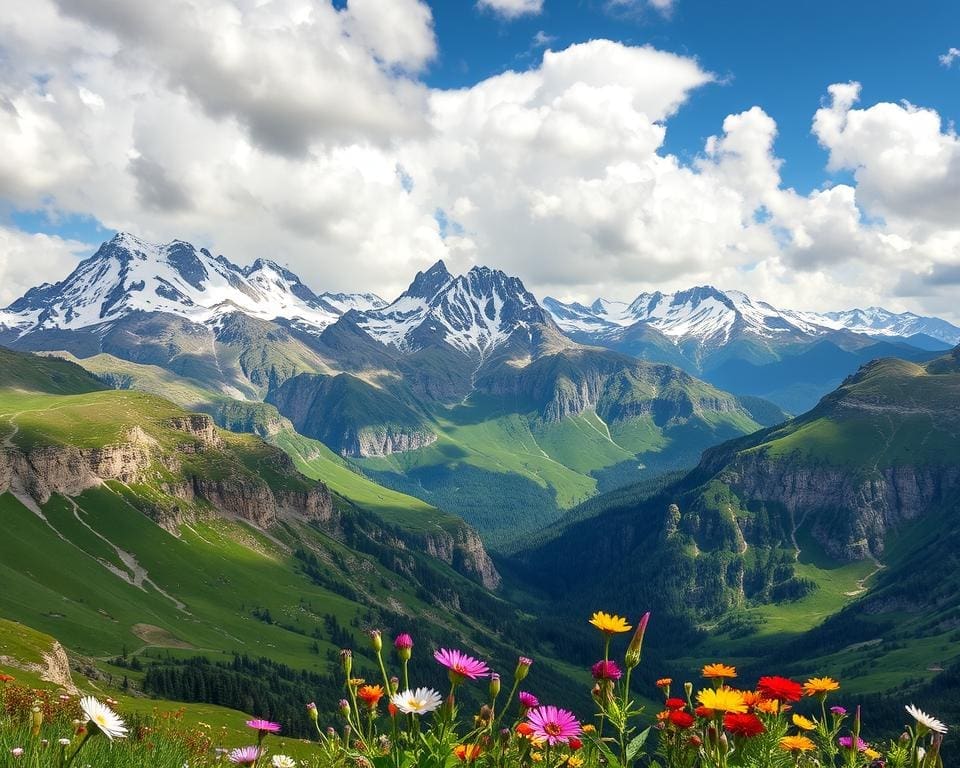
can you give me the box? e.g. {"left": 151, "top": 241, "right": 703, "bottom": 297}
{"left": 797, "top": 307, "right": 960, "bottom": 346}
{"left": 0, "top": 233, "right": 372, "bottom": 335}
{"left": 545, "top": 287, "right": 960, "bottom": 348}
{"left": 354, "top": 260, "right": 560, "bottom": 358}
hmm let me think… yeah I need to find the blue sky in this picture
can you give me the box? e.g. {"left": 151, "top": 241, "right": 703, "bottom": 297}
{"left": 2, "top": 0, "right": 960, "bottom": 318}
{"left": 421, "top": 0, "right": 959, "bottom": 194}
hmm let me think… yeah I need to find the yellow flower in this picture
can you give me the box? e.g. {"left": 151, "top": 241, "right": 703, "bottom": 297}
{"left": 864, "top": 748, "right": 882, "bottom": 760}
{"left": 589, "top": 611, "right": 632, "bottom": 634}
{"left": 531, "top": 750, "right": 543, "bottom": 762}
{"left": 696, "top": 687, "right": 747, "bottom": 713}
{"left": 779, "top": 735, "right": 816, "bottom": 753}
{"left": 581, "top": 724, "right": 596, "bottom": 734}
{"left": 567, "top": 758, "right": 585, "bottom": 768}
{"left": 702, "top": 663, "right": 737, "bottom": 679}
{"left": 754, "top": 699, "right": 780, "bottom": 715}
{"left": 792, "top": 714, "right": 816, "bottom": 731}
{"left": 803, "top": 677, "right": 840, "bottom": 697}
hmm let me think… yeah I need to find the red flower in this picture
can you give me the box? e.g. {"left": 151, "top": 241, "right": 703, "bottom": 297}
{"left": 568, "top": 737, "right": 582, "bottom": 751}
{"left": 669, "top": 710, "right": 695, "bottom": 729}
{"left": 665, "top": 697, "right": 687, "bottom": 711}
{"left": 723, "top": 712, "right": 765, "bottom": 737}
{"left": 757, "top": 676, "right": 803, "bottom": 702}
{"left": 695, "top": 706, "right": 715, "bottom": 718}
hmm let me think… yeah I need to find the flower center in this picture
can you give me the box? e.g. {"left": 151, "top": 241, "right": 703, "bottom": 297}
{"left": 545, "top": 722, "right": 562, "bottom": 736}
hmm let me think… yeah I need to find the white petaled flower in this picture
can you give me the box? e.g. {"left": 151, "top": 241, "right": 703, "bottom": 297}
{"left": 271, "top": 756, "right": 296, "bottom": 768}
{"left": 389, "top": 687, "right": 443, "bottom": 715}
{"left": 58, "top": 739, "right": 71, "bottom": 746}
{"left": 79, "top": 696, "right": 128, "bottom": 740}
{"left": 905, "top": 704, "right": 948, "bottom": 734}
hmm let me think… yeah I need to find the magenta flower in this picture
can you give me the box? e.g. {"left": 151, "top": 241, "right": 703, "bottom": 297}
{"left": 518, "top": 691, "right": 540, "bottom": 709}
{"left": 228, "top": 746, "right": 260, "bottom": 765}
{"left": 245, "top": 719, "right": 281, "bottom": 734}
{"left": 591, "top": 660, "right": 622, "bottom": 681}
{"left": 830, "top": 706, "right": 848, "bottom": 715}
{"left": 434, "top": 648, "right": 490, "bottom": 681}
{"left": 838, "top": 736, "right": 868, "bottom": 751}
{"left": 526, "top": 705, "right": 582, "bottom": 746}
{"left": 394, "top": 633, "right": 413, "bottom": 650}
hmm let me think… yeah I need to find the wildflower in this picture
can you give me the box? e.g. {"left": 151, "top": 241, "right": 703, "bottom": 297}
{"left": 754, "top": 699, "right": 779, "bottom": 715}
{"left": 357, "top": 685, "right": 385, "bottom": 709}
{"left": 657, "top": 677, "right": 672, "bottom": 687}
{"left": 394, "top": 634, "right": 413, "bottom": 661}
{"left": 830, "top": 706, "right": 848, "bottom": 716}
{"left": 515, "top": 656, "right": 533, "bottom": 682}
{"left": 339, "top": 699, "right": 350, "bottom": 717}
{"left": 779, "top": 735, "right": 816, "bottom": 753}
{"left": 228, "top": 746, "right": 260, "bottom": 766}
{"left": 0, "top": 674, "right": 15, "bottom": 683}
{"left": 665, "top": 697, "right": 686, "bottom": 710}
{"left": 306, "top": 702, "right": 318, "bottom": 722}
{"left": 581, "top": 724, "right": 596, "bottom": 734}
{"left": 624, "top": 611, "right": 650, "bottom": 668}
{"left": 245, "top": 719, "right": 281, "bottom": 734}
{"left": 339, "top": 649, "right": 353, "bottom": 676}
{"left": 526, "top": 706, "right": 582, "bottom": 745}
{"left": 454, "top": 744, "right": 482, "bottom": 761}
{"left": 656, "top": 710, "right": 670, "bottom": 722}
{"left": 905, "top": 704, "right": 948, "bottom": 734}
{"left": 740, "top": 690, "right": 764, "bottom": 708}
{"left": 518, "top": 691, "right": 540, "bottom": 710}
{"left": 695, "top": 706, "right": 715, "bottom": 718}
{"left": 803, "top": 677, "right": 839, "bottom": 697}
{"left": 568, "top": 736, "right": 583, "bottom": 751}
{"left": 696, "top": 687, "right": 747, "bottom": 713}
{"left": 271, "top": 756, "right": 296, "bottom": 768}
{"left": 864, "top": 747, "right": 882, "bottom": 760}
{"left": 434, "top": 649, "right": 491, "bottom": 682}
{"left": 567, "top": 757, "right": 584, "bottom": 768}
{"left": 669, "top": 711, "right": 694, "bottom": 729}
{"left": 80, "top": 696, "right": 128, "bottom": 741}
{"left": 757, "top": 676, "right": 804, "bottom": 702}
{"left": 591, "top": 660, "right": 622, "bottom": 681}
{"left": 838, "top": 736, "right": 868, "bottom": 751}
{"left": 11, "top": 748, "right": 24, "bottom": 758}
{"left": 516, "top": 722, "right": 536, "bottom": 738}
{"left": 58, "top": 739, "right": 71, "bottom": 746}
{"left": 588, "top": 611, "right": 631, "bottom": 634}
{"left": 702, "top": 663, "right": 736, "bottom": 679}
{"left": 792, "top": 714, "right": 816, "bottom": 731}
{"left": 724, "top": 712, "right": 765, "bottom": 737}
{"left": 389, "top": 688, "right": 443, "bottom": 715}
{"left": 489, "top": 673, "right": 501, "bottom": 698}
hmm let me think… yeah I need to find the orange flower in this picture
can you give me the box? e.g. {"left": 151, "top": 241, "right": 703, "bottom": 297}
{"left": 656, "top": 710, "right": 671, "bottom": 721}
{"left": 803, "top": 677, "right": 840, "bottom": 697}
{"left": 454, "top": 744, "right": 483, "bottom": 762}
{"left": 357, "top": 685, "right": 384, "bottom": 708}
{"left": 516, "top": 722, "right": 535, "bottom": 737}
{"left": 754, "top": 699, "right": 780, "bottom": 715}
{"left": 779, "top": 735, "right": 816, "bottom": 753}
{"left": 741, "top": 691, "right": 765, "bottom": 707}
{"left": 656, "top": 677, "right": 672, "bottom": 688}
{"left": 702, "top": 663, "right": 737, "bottom": 679}
{"left": 0, "top": 674, "right": 14, "bottom": 683}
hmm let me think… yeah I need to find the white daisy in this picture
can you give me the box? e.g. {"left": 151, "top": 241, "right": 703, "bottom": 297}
{"left": 271, "top": 756, "right": 296, "bottom": 768}
{"left": 80, "top": 696, "right": 128, "bottom": 740}
{"left": 905, "top": 704, "right": 948, "bottom": 734}
{"left": 389, "top": 687, "right": 443, "bottom": 715}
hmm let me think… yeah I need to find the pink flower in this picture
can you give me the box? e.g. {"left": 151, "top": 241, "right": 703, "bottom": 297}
{"left": 434, "top": 648, "right": 490, "bottom": 681}
{"left": 11, "top": 748, "right": 24, "bottom": 758}
{"left": 394, "top": 633, "right": 413, "bottom": 650}
{"left": 518, "top": 691, "right": 540, "bottom": 709}
{"left": 839, "top": 736, "right": 868, "bottom": 751}
{"left": 591, "top": 660, "right": 622, "bottom": 681}
{"left": 245, "top": 719, "right": 281, "bottom": 734}
{"left": 228, "top": 746, "right": 260, "bottom": 765}
{"left": 526, "top": 705, "right": 582, "bottom": 746}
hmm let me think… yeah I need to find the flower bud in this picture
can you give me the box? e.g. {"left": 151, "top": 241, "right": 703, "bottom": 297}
{"left": 394, "top": 634, "right": 413, "bottom": 662}
{"left": 688, "top": 735, "right": 703, "bottom": 748}
{"left": 390, "top": 676, "right": 399, "bottom": 695}
{"left": 339, "top": 699, "right": 351, "bottom": 718}
{"left": 489, "top": 673, "right": 501, "bottom": 699}
{"left": 369, "top": 630, "right": 382, "bottom": 653}
{"left": 514, "top": 656, "right": 532, "bottom": 682}
{"left": 624, "top": 611, "right": 650, "bottom": 669}
{"left": 684, "top": 681, "right": 693, "bottom": 699}
{"left": 339, "top": 649, "right": 353, "bottom": 677}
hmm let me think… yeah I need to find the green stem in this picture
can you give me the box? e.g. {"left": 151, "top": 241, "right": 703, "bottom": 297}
{"left": 63, "top": 732, "right": 93, "bottom": 768}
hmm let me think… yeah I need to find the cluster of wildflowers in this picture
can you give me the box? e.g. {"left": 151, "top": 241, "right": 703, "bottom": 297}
{"left": 0, "top": 612, "right": 952, "bottom": 766}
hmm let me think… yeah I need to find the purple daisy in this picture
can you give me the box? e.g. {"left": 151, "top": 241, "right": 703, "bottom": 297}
{"left": 591, "top": 660, "right": 622, "bottom": 681}
{"left": 228, "top": 746, "right": 260, "bottom": 765}
{"left": 526, "top": 705, "right": 582, "bottom": 746}
{"left": 518, "top": 691, "right": 540, "bottom": 709}
{"left": 245, "top": 718, "right": 281, "bottom": 734}
{"left": 434, "top": 648, "right": 490, "bottom": 681}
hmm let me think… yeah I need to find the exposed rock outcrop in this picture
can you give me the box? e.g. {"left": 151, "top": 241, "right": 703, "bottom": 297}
{"left": 710, "top": 450, "right": 960, "bottom": 560}
{"left": 345, "top": 427, "right": 437, "bottom": 458}
{"left": 422, "top": 526, "right": 501, "bottom": 590}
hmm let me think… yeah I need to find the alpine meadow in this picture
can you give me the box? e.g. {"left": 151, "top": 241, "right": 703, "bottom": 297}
{"left": 1, "top": 2, "right": 959, "bottom": 767}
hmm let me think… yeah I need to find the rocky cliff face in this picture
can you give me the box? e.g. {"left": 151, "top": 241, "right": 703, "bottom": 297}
{"left": 344, "top": 426, "right": 438, "bottom": 458}
{"left": 422, "top": 526, "right": 501, "bottom": 590}
{"left": 709, "top": 449, "right": 960, "bottom": 560}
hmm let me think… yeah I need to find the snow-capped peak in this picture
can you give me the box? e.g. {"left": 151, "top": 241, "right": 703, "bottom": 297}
{"left": 354, "top": 261, "right": 550, "bottom": 356}
{"left": 802, "top": 306, "right": 960, "bottom": 345}
{"left": 0, "top": 233, "right": 362, "bottom": 335}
